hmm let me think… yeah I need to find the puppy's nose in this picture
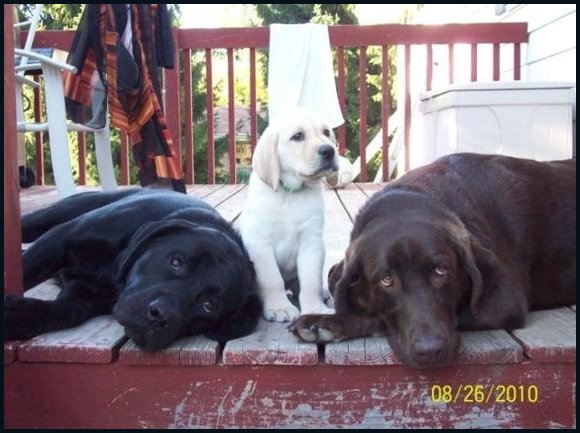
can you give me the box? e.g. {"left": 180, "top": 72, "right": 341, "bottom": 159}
{"left": 411, "top": 336, "right": 445, "bottom": 363}
{"left": 318, "top": 145, "right": 335, "bottom": 161}
{"left": 147, "top": 299, "right": 169, "bottom": 327}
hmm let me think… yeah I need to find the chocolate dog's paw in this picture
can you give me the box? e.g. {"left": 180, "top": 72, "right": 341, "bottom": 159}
{"left": 288, "top": 314, "right": 345, "bottom": 343}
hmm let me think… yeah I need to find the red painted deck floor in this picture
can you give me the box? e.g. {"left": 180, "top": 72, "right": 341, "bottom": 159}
{"left": 5, "top": 184, "right": 576, "bottom": 428}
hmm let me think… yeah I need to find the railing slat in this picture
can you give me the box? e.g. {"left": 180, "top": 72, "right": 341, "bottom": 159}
{"left": 205, "top": 48, "right": 215, "bottom": 184}
{"left": 358, "top": 46, "right": 368, "bottom": 182}
{"left": 493, "top": 43, "right": 500, "bottom": 81}
{"left": 337, "top": 47, "right": 347, "bottom": 156}
{"left": 471, "top": 43, "right": 478, "bottom": 82}
{"left": 381, "top": 45, "right": 390, "bottom": 182}
{"left": 183, "top": 49, "right": 194, "bottom": 184}
{"left": 33, "top": 75, "right": 44, "bottom": 185}
{"left": 249, "top": 48, "right": 257, "bottom": 154}
{"left": 404, "top": 44, "right": 411, "bottom": 172}
{"left": 120, "top": 132, "right": 129, "bottom": 185}
{"left": 227, "top": 48, "right": 236, "bottom": 184}
{"left": 164, "top": 29, "right": 182, "bottom": 166}
{"left": 77, "top": 132, "right": 86, "bottom": 185}
{"left": 514, "top": 42, "right": 521, "bottom": 81}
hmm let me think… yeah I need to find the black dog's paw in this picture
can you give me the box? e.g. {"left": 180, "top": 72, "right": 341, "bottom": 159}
{"left": 4, "top": 295, "right": 50, "bottom": 341}
{"left": 288, "top": 314, "right": 346, "bottom": 343}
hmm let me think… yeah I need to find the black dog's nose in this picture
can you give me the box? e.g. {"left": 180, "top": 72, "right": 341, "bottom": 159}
{"left": 411, "top": 336, "right": 445, "bottom": 363}
{"left": 318, "top": 145, "right": 335, "bottom": 161}
{"left": 147, "top": 299, "right": 168, "bottom": 327}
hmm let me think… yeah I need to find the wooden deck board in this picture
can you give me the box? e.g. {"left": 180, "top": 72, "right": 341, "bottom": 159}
{"left": 214, "top": 186, "right": 247, "bottom": 223}
{"left": 335, "top": 183, "right": 371, "bottom": 222}
{"left": 222, "top": 319, "right": 318, "bottom": 365}
{"left": 322, "top": 187, "right": 353, "bottom": 287}
{"left": 119, "top": 336, "right": 220, "bottom": 366}
{"left": 511, "top": 307, "right": 576, "bottom": 363}
{"left": 355, "top": 182, "right": 382, "bottom": 197}
{"left": 18, "top": 316, "right": 126, "bottom": 364}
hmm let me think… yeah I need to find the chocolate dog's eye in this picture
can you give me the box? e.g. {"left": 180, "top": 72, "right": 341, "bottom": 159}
{"left": 434, "top": 266, "right": 447, "bottom": 277}
{"left": 169, "top": 256, "right": 183, "bottom": 270}
{"left": 201, "top": 300, "right": 214, "bottom": 313}
{"left": 323, "top": 128, "right": 330, "bottom": 137}
{"left": 291, "top": 132, "right": 304, "bottom": 141}
{"left": 380, "top": 273, "right": 394, "bottom": 289}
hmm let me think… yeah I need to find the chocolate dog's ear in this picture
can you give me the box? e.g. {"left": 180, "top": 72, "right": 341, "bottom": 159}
{"left": 331, "top": 257, "right": 363, "bottom": 315}
{"left": 117, "top": 219, "right": 198, "bottom": 283}
{"left": 328, "top": 260, "right": 345, "bottom": 296}
{"left": 447, "top": 222, "right": 499, "bottom": 320}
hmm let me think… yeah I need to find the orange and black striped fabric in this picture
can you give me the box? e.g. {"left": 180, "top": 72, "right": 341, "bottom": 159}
{"left": 64, "top": 4, "right": 185, "bottom": 192}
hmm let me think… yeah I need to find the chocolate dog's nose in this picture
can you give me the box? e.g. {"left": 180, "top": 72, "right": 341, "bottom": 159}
{"left": 318, "top": 145, "right": 335, "bottom": 161}
{"left": 411, "top": 336, "right": 445, "bottom": 363}
{"left": 147, "top": 299, "right": 168, "bottom": 327}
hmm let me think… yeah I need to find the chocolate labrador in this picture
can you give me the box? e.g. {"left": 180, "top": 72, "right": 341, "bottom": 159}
{"left": 5, "top": 189, "right": 261, "bottom": 351}
{"left": 290, "top": 153, "right": 576, "bottom": 367}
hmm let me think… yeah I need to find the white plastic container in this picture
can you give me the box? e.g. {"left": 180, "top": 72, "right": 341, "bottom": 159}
{"left": 416, "top": 81, "right": 575, "bottom": 166}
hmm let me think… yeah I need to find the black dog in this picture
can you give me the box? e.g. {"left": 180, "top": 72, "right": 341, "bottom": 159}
{"left": 5, "top": 189, "right": 261, "bottom": 351}
{"left": 291, "top": 153, "right": 576, "bottom": 367}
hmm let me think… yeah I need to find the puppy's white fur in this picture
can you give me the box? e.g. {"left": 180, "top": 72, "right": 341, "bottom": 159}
{"left": 237, "top": 107, "right": 339, "bottom": 322}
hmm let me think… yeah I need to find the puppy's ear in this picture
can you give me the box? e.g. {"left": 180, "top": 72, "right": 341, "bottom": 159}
{"left": 116, "top": 219, "right": 198, "bottom": 283}
{"left": 252, "top": 125, "right": 280, "bottom": 190}
{"left": 447, "top": 222, "right": 499, "bottom": 320}
{"left": 203, "top": 293, "right": 262, "bottom": 342}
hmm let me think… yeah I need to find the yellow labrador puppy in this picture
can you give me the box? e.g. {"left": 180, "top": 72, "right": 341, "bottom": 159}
{"left": 237, "top": 107, "right": 339, "bottom": 322}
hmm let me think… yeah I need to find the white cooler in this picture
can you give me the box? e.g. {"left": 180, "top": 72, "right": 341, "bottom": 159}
{"left": 416, "top": 81, "right": 575, "bottom": 166}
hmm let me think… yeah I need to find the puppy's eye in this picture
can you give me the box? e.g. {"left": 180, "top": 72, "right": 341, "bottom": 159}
{"left": 201, "top": 300, "right": 214, "bottom": 313}
{"left": 323, "top": 128, "right": 331, "bottom": 137}
{"left": 433, "top": 266, "right": 447, "bottom": 277}
{"left": 291, "top": 132, "right": 304, "bottom": 141}
{"left": 380, "top": 272, "right": 394, "bottom": 289}
{"left": 169, "top": 256, "right": 183, "bottom": 271}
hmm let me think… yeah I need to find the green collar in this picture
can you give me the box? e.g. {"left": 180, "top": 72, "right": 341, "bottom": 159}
{"left": 279, "top": 180, "right": 306, "bottom": 193}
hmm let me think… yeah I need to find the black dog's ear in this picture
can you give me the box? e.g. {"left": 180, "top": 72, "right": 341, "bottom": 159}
{"left": 447, "top": 222, "right": 500, "bottom": 320}
{"left": 117, "top": 219, "right": 198, "bottom": 283}
{"left": 203, "top": 293, "right": 262, "bottom": 342}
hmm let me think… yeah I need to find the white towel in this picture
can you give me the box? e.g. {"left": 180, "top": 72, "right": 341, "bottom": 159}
{"left": 268, "top": 23, "right": 344, "bottom": 128}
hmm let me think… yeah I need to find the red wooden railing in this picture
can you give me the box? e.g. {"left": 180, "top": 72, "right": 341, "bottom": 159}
{"left": 25, "top": 23, "right": 528, "bottom": 185}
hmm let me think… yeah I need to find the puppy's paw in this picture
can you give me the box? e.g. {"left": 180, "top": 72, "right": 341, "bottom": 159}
{"left": 263, "top": 300, "right": 301, "bottom": 322}
{"left": 288, "top": 314, "right": 345, "bottom": 343}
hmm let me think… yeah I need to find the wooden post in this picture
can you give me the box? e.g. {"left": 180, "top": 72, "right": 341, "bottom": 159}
{"left": 4, "top": 4, "right": 24, "bottom": 295}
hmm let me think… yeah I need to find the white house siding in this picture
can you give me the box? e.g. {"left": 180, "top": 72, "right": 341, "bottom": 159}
{"left": 406, "top": 4, "right": 576, "bottom": 157}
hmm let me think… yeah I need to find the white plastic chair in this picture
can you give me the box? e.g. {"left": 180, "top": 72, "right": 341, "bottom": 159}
{"left": 15, "top": 5, "right": 117, "bottom": 198}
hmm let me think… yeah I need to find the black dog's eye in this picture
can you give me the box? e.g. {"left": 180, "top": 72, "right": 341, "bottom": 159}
{"left": 291, "top": 131, "right": 304, "bottom": 141}
{"left": 201, "top": 300, "right": 214, "bottom": 313}
{"left": 169, "top": 255, "right": 184, "bottom": 271}
{"left": 323, "top": 128, "right": 331, "bottom": 137}
{"left": 380, "top": 272, "right": 394, "bottom": 289}
{"left": 433, "top": 266, "right": 447, "bottom": 277}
